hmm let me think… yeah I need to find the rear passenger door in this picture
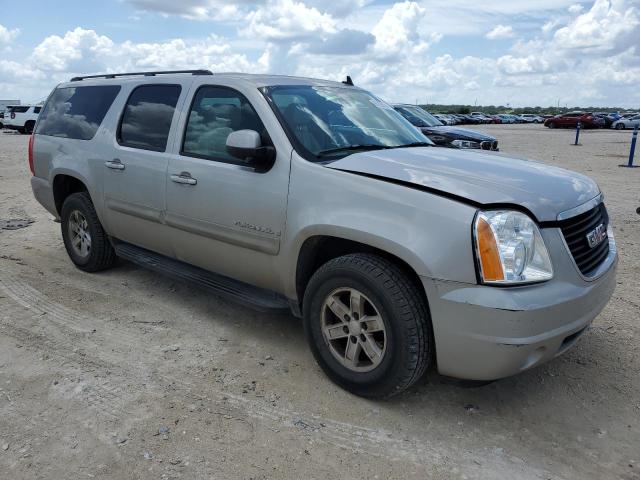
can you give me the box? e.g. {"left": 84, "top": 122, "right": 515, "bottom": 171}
{"left": 164, "top": 85, "right": 290, "bottom": 289}
{"left": 103, "top": 83, "right": 184, "bottom": 255}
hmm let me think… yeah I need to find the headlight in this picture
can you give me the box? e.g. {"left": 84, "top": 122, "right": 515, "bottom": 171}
{"left": 474, "top": 210, "right": 553, "bottom": 285}
{"left": 451, "top": 139, "right": 481, "bottom": 149}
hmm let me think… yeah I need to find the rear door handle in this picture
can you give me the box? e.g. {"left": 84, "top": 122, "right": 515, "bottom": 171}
{"left": 170, "top": 172, "right": 197, "bottom": 185}
{"left": 105, "top": 159, "right": 125, "bottom": 170}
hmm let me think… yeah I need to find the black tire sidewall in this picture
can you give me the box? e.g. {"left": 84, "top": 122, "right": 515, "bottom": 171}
{"left": 61, "top": 194, "right": 101, "bottom": 269}
{"left": 303, "top": 262, "right": 421, "bottom": 397}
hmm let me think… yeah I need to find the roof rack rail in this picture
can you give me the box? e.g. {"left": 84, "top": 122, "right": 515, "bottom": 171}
{"left": 70, "top": 69, "right": 214, "bottom": 82}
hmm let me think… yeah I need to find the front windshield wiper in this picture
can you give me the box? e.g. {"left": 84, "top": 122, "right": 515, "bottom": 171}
{"left": 395, "top": 141, "right": 434, "bottom": 148}
{"left": 316, "top": 144, "right": 392, "bottom": 157}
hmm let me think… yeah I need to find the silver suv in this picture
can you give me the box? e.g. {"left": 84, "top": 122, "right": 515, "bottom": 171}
{"left": 29, "top": 70, "right": 617, "bottom": 397}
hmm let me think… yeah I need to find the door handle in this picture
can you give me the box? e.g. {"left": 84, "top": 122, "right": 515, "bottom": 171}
{"left": 170, "top": 172, "right": 197, "bottom": 185}
{"left": 105, "top": 159, "right": 125, "bottom": 170}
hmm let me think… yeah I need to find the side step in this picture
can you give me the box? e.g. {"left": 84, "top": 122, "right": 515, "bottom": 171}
{"left": 113, "top": 241, "right": 291, "bottom": 313}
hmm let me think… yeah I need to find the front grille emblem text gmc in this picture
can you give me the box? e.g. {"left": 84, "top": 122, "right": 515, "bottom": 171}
{"left": 586, "top": 223, "right": 607, "bottom": 249}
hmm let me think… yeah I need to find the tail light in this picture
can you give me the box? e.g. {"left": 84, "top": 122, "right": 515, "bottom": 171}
{"left": 28, "top": 134, "right": 35, "bottom": 175}
{"left": 10, "top": 112, "right": 15, "bottom": 119}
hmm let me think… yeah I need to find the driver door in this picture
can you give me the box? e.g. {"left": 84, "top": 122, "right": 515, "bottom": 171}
{"left": 164, "top": 85, "right": 290, "bottom": 289}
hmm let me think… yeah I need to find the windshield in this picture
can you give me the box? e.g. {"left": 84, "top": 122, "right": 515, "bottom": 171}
{"left": 395, "top": 106, "right": 443, "bottom": 127}
{"left": 263, "top": 85, "right": 432, "bottom": 160}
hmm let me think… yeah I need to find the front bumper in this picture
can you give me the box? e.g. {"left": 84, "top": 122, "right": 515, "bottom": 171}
{"left": 422, "top": 228, "right": 617, "bottom": 380}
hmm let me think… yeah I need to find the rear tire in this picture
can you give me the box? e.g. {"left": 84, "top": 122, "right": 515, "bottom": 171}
{"left": 61, "top": 192, "right": 116, "bottom": 272}
{"left": 615, "top": 123, "right": 625, "bottom": 130}
{"left": 302, "top": 253, "right": 432, "bottom": 398}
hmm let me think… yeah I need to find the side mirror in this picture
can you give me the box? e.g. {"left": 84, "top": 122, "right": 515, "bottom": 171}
{"left": 225, "top": 129, "right": 275, "bottom": 172}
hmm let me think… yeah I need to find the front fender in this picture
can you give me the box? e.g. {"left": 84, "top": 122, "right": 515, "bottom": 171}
{"left": 279, "top": 156, "right": 480, "bottom": 299}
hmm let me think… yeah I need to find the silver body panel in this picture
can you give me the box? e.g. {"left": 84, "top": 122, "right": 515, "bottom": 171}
{"left": 30, "top": 72, "right": 617, "bottom": 381}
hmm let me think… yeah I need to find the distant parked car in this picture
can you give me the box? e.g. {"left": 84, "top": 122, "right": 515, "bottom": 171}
{"left": 433, "top": 114, "right": 455, "bottom": 125}
{"left": 470, "top": 112, "right": 494, "bottom": 124}
{"left": 593, "top": 113, "right": 615, "bottom": 128}
{"left": 3, "top": 105, "right": 42, "bottom": 134}
{"left": 393, "top": 104, "right": 499, "bottom": 151}
{"left": 519, "top": 114, "right": 544, "bottom": 124}
{"left": 495, "top": 114, "right": 514, "bottom": 124}
{"left": 544, "top": 112, "right": 605, "bottom": 129}
{"left": 611, "top": 115, "right": 640, "bottom": 130}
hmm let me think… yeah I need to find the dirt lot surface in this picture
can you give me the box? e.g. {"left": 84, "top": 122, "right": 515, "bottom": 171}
{"left": 0, "top": 125, "right": 638, "bottom": 480}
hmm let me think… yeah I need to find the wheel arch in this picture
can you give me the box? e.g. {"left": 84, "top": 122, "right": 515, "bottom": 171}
{"left": 52, "top": 173, "right": 89, "bottom": 215}
{"left": 293, "top": 233, "right": 428, "bottom": 317}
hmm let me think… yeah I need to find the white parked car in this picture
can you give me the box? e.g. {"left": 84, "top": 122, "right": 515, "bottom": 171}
{"left": 611, "top": 115, "right": 640, "bottom": 130}
{"left": 519, "top": 114, "right": 544, "bottom": 124}
{"left": 3, "top": 105, "right": 42, "bottom": 134}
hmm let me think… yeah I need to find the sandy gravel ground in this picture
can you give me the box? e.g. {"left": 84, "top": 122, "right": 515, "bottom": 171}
{"left": 0, "top": 125, "right": 638, "bottom": 480}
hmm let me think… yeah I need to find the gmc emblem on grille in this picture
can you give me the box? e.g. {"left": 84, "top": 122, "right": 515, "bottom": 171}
{"left": 586, "top": 223, "right": 607, "bottom": 248}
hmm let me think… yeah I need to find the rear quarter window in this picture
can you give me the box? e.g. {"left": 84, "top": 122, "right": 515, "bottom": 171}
{"left": 36, "top": 85, "right": 121, "bottom": 140}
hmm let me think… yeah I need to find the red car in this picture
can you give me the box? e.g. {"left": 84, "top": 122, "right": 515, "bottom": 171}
{"left": 544, "top": 112, "right": 605, "bottom": 129}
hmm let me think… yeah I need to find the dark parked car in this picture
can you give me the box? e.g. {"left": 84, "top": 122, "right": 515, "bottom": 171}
{"left": 393, "top": 104, "right": 498, "bottom": 151}
{"left": 544, "top": 112, "right": 605, "bottom": 129}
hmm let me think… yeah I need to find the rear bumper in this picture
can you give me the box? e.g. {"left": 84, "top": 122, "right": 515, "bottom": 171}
{"left": 31, "top": 176, "right": 58, "bottom": 219}
{"left": 422, "top": 230, "right": 617, "bottom": 381}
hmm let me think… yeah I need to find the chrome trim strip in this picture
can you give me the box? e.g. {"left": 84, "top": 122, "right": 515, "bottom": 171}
{"left": 556, "top": 193, "right": 603, "bottom": 221}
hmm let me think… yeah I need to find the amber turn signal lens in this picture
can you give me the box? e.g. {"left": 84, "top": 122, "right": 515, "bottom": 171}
{"left": 476, "top": 217, "right": 505, "bottom": 281}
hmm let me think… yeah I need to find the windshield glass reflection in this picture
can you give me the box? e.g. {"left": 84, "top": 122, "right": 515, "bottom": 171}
{"left": 264, "top": 85, "right": 431, "bottom": 160}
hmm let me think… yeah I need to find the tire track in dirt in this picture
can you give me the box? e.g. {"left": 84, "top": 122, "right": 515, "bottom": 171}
{"left": 0, "top": 272, "right": 547, "bottom": 478}
{"left": 0, "top": 275, "right": 149, "bottom": 353}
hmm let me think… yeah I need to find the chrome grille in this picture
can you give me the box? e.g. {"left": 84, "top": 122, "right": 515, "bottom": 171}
{"left": 559, "top": 203, "right": 610, "bottom": 276}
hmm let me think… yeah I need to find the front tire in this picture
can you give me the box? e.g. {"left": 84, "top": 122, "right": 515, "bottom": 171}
{"left": 24, "top": 121, "right": 35, "bottom": 135}
{"left": 303, "top": 254, "right": 432, "bottom": 398}
{"left": 615, "top": 123, "right": 625, "bottom": 130}
{"left": 547, "top": 122, "right": 556, "bottom": 129}
{"left": 61, "top": 192, "right": 116, "bottom": 272}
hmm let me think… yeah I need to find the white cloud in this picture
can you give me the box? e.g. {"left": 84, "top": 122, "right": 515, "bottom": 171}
{"left": 2, "top": 0, "right": 639, "bottom": 108}
{"left": 568, "top": 4, "right": 585, "bottom": 14}
{"left": 124, "top": 0, "right": 249, "bottom": 21}
{"left": 0, "top": 24, "right": 20, "bottom": 46}
{"left": 243, "top": 0, "right": 336, "bottom": 41}
{"left": 486, "top": 25, "right": 516, "bottom": 39}
{"left": 31, "top": 28, "right": 114, "bottom": 71}
{"left": 372, "top": 2, "right": 432, "bottom": 56}
{"left": 553, "top": 0, "right": 639, "bottom": 55}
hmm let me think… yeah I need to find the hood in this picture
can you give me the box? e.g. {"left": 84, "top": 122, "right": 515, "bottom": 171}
{"left": 326, "top": 147, "right": 600, "bottom": 222}
{"left": 421, "top": 126, "right": 495, "bottom": 142}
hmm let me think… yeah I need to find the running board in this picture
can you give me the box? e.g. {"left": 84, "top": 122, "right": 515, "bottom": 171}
{"left": 113, "top": 241, "right": 290, "bottom": 313}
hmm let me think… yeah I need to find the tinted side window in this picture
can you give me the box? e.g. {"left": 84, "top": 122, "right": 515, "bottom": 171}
{"left": 181, "top": 86, "right": 267, "bottom": 163}
{"left": 36, "top": 86, "right": 121, "bottom": 140}
{"left": 33, "top": 106, "right": 42, "bottom": 114}
{"left": 119, "top": 85, "right": 181, "bottom": 152}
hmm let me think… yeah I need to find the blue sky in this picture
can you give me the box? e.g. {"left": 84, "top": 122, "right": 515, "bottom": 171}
{"left": 1, "top": 0, "right": 638, "bottom": 107}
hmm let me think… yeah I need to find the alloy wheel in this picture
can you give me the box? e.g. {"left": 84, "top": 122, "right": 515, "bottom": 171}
{"left": 68, "top": 210, "right": 92, "bottom": 258}
{"left": 321, "top": 287, "right": 387, "bottom": 372}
